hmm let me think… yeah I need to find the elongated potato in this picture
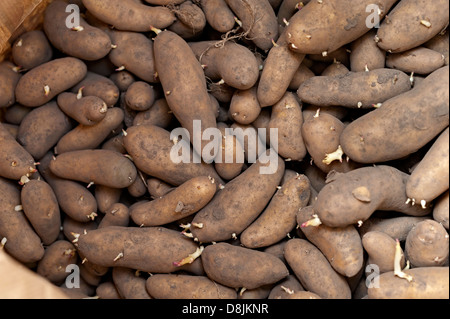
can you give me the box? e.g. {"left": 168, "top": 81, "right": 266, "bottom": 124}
{"left": 95, "top": 185, "right": 122, "bottom": 214}
{"left": 408, "top": 127, "right": 449, "bottom": 206}
{"left": 98, "top": 203, "right": 129, "bottom": 229}
{"left": 123, "top": 125, "right": 223, "bottom": 187}
{"left": 17, "top": 102, "right": 73, "bottom": 160}
{"left": 368, "top": 267, "right": 449, "bottom": 299}
{"left": 433, "top": 191, "right": 449, "bottom": 229}
{"left": 405, "top": 219, "right": 449, "bottom": 267}
{"left": 350, "top": 30, "right": 386, "bottom": 72}
{"left": 297, "top": 206, "right": 364, "bottom": 277}
{"left": 241, "top": 174, "right": 310, "bottom": 249}
{"left": 214, "top": 122, "right": 245, "bottom": 181}
{"left": 146, "top": 274, "right": 237, "bottom": 299}
{"left": 201, "top": 243, "right": 289, "bottom": 289}
{"left": 362, "top": 231, "right": 405, "bottom": 274}
{"left": 376, "top": 0, "right": 450, "bottom": 53}
{"left": 15, "top": 57, "right": 87, "bottom": 107}
{"left": 0, "top": 177, "right": 44, "bottom": 263}
{"left": 50, "top": 149, "right": 137, "bottom": 189}
{"left": 297, "top": 68, "right": 412, "bottom": 108}
{"left": 130, "top": 176, "right": 216, "bottom": 226}
{"left": 313, "top": 166, "right": 431, "bottom": 228}
{"left": 77, "top": 226, "right": 202, "bottom": 274}
{"left": 358, "top": 216, "right": 429, "bottom": 242}
{"left": 0, "top": 122, "right": 36, "bottom": 180}
{"left": 191, "top": 154, "right": 285, "bottom": 243}
{"left": 154, "top": 31, "right": 218, "bottom": 162}
{"left": 284, "top": 239, "right": 351, "bottom": 299}
{"left": 12, "top": 30, "right": 53, "bottom": 70}
{"left": 200, "top": 0, "right": 235, "bottom": 33}
{"left": 57, "top": 92, "right": 107, "bottom": 126}
{"left": 81, "top": 0, "right": 176, "bottom": 31}
{"left": 341, "top": 66, "right": 449, "bottom": 163}
{"left": 21, "top": 179, "right": 61, "bottom": 245}
{"left": 44, "top": 1, "right": 111, "bottom": 61}
{"left": 71, "top": 72, "right": 120, "bottom": 108}
{"left": 0, "top": 61, "right": 21, "bottom": 108}
{"left": 225, "top": 0, "right": 279, "bottom": 51}
{"left": 285, "top": 0, "right": 397, "bottom": 55}
{"left": 112, "top": 267, "right": 151, "bottom": 299}
{"left": 386, "top": 47, "right": 446, "bottom": 75}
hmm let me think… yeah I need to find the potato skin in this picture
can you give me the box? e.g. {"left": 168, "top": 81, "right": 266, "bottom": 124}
{"left": 77, "top": 226, "right": 202, "bottom": 274}
{"left": 200, "top": 0, "right": 235, "bottom": 33}
{"left": 81, "top": 0, "right": 176, "bottom": 31}
{"left": 12, "top": 30, "right": 53, "bottom": 70}
{"left": 44, "top": 0, "right": 111, "bottom": 61}
{"left": 201, "top": 243, "right": 289, "bottom": 290}
{"left": 284, "top": 239, "right": 351, "bottom": 299}
{"left": 15, "top": 57, "right": 87, "bottom": 108}
{"left": 376, "top": 0, "right": 450, "bottom": 53}
{"left": 146, "top": 274, "right": 237, "bottom": 299}
{"left": 341, "top": 66, "right": 449, "bottom": 163}
{"left": 367, "top": 267, "right": 449, "bottom": 299}
{"left": 350, "top": 29, "right": 386, "bottom": 72}
{"left": 49, "top": 149, "right": 137, "bottom": 189}
{"left": 0, "top": 61, "right": 21, "bottom": 108}
{"left": 386, "top": 47, "right": 446, "bottom": 75}
{"left": 36, "top": 240, "right": 78, "bottom": 284}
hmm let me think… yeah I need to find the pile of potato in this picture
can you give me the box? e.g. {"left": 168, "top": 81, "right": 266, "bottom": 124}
{"left": 0, "top": 0, "right": 449, "bottom": 299}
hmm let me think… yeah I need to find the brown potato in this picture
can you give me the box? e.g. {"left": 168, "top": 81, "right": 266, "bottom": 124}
{"left": 229, "top": 87, "right": 261, "bottom": 125}
{"left": 109, "top": 70, "right": 135, "bottom": 92}
{"left": 125, "top": 81, "right": 156, "bottom": 112}
{"left": 214, "top": 122, "right": 245, "bottom": 181}
{"left": 200, "top": 0, "right": 235, "bottom": 33}
{"left": 424, "top": 30, "right": 449, "bottom": 66}
{"left": 358, "top": 216, "right": 429, "bottom": 242}
{"left": 12, "top": 30, "right": 53, "bottom": 70}
{"left": 350, "top": 29, "right": 386, "bottom": 72}
{"left": 147, "top": 178, "right": 174, "bottom": 199}
{"left": 288, "top": 63, "right": 315, "bottom": 91}
{"left": 362, "top": 231, "right": 405, "bottom": 274}
{"left": 96, "top": 282, "right": 121, "bottom": 299}
{"left": 112, "top": 267, "right": 151, "bottom": 299}
{"left": 433, "top": 191, "right": 449, "bottom": 229}
{"left": 0, "top": 61, "right": 21, "bottom": 108}
{"left": 169, "top": 1, "right": 207, "bottom": 39}
{"left": 132, "top": 98, "right": 174, "bottom": 129}
{"left": 3, "top": 104, "right": 32, "bottom": 125}
{"left": 268, "top": 274, "right": 304, "bottom": 299}
{"left": 386, "top": 47, "right": 446, "bottom": 75}
{"left": 95, "top": 185, "right": 122, "bottom": 214}
{"left": 71, "top": 72, "right": 120, "bottom": 108}
{"left": 57, "top": 92, "right": 108, "bottom": 126}
{"left": 98, "top": 203, "right": 130, "bottom": 229}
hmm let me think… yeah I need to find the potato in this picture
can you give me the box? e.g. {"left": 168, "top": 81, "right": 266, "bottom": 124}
{"left": 284, "top": 239, "right": 352, "bottom": 299}
{"left": 169, "top": 1, "right": 207, "bottom": 39}
{"left": 12, "top": 30, "right": 53, "bottom": 70}
{"left": 350, "top": 29, "right": 386, "bottom": 72}
{"left": 297, "top": 68, "right": 412, "bottom": 108}
{"left": 268, "top": 274, "right": 305, "bottom": 299}
{"left": 0, "top": 122, "right": 36, "bottom": 180}
{"left": 424, "top": 30, "right": 449, "bottom": 66}
{"left": 124, "top": 81, "right": 156, "bottom": 112}
{"left": 297, "top": 206, "right": 364, "bottom": 277}
{"left": 367, "top": 267, "right": 449, "bottom": 299}
{"left": 308, "top": 46, "right": 350, "bottom": 66}
{"left": 132, "top": 98, "right": 174, "bottom": 129}
{"left": 320, "top": 61, "right": 350, "bottom": 77}
{"left": 79, "top": 262, "right": 102, "bottom": 287}
{"left": 98, "top": 203, "right": 130, "bottom": 229}
{"left": 21, "top": 179, "right": 61, "bottom": 245}
{"left": 313, "top": 166, "right": 431, "bottom": 228}
{"left": 147, "top": 178, "right": 174, "bottom": 199}
{"left": 208, "top": 81, "right": 235, "bottom": 103}
{"left": 240, "top": 174, "right": 310, "bottom": 249}
{"left": 112, "top": 267, "right": 151, "bottom": 299}
{"left": 95, "top": 185, "right": 122, "bottom": 214}
{"left": 96, "top": 282, "right": 121, "bottom": 299}
{"left": 57, "top": 92, "right": 107, "bottom": 126}
{"left": 1, "top": 123, "right": 19, "bottom": 139}
{"left": 71, "top": 72, "right": 120, "bottom": 108}
{"left": 267, "top": 92, "right": 307, "bottom": 161}
{"left": 109, "top": 70, "right": 135, "bottom": 92}
{"left": 201, "top": 242, "right": 289, "bottom": 289}
{"left": 214, "top": 123, "right": 245, "bottom": 181}
{"left": 0, "top": 177, "right": 44, "bottom": 263}
{"left": 285, "top": 291, "right": 322, "bottom": 299}
{"left": 39, "top": 152, "right": 98, "bottom": 222}
{"left": 200, "top": 0, "right": 235, "bottom": 33}
{"left": 36, "top": 240, "right": 78, "bottom": 285}
{"left": 288, "top": 63, "right": 315, "bottom": 91}
{"left": 229, "top": 87, "right": 261, "bottom": 125}
{"left": 433, "top": 191, "right": 449, "bottom": 229}
{"left": 257, "top": 31, "right": 305, "bottom": 108}
{"left": 190, "top": 154, "right": 285, "bottom": 243}
{"left": 362, "top": 231, "right": 405, "bottom": 274}
{"left": 238, "top": 284, "right": 273, "bottom": 299}
{"left": 358, "top": 216, "right": 429, "bottom": 242}
{"left": 341, "top": 66, "right": 449, "bottom": 163}
{"left": 130, "top": 176, "right": 216, "bottom": 227}
{"left": 285, "top": 0, "right": 397, "bottom": 55}
{"left": 55, "top": 107, "right": 124, "bottom": 154}
{"left": 44, "top": 1, "right": 111, "bottom": 61}
{"left": 77, "top": 226, "right": 203, "bottom": 274}
{"left": 386, "top": 47, "right": 446, "bottom": 75}
{"left": 154, "top": 31, "right": 218, "bottom": 162}
{"left": 127, "top": 173, "right": 147, "bottom": 198}
{"left": 144, "top": 0, "right": 185, "bottom": 4}
{"left": 225, "top": 0, "right": 278, "bottom": 51}
{"left": 123, "top": 125, "right": 223, "bottom": 187}
{"left": 406, "top": 127, "right": 449, "bottom": 206}
{"left": 303, "top": 104, "right": 349, "bottom": 122}
{"left": 0, "top": 61, "right": 21, "bottom": 108}
{"left": 146, "top": 274, "right": 237, "bottom": 299}
{"left": 277, "top": 0, "right": 309, "bottom": 29}
{"left": 109, "top": 31, "right": 159, "bottom": 84}
{"left": 230, "top": 123, "right": 266, "bottom": 162}
{"left": 3, "top": 104, "right": 32, "bottom": 125}
{"left": 376, "top": 0, "right": 450, "bottom": 53}
{"left": 189, "top": 40, "right": 260, "bottom": 91}
{"left": 15, "top": 57, "right": 87, "bottom": 108}
{"left": 81, "top": 0, "right": 176, "bottom": 31}
{"left": 50, "top": 149, "right": 137, "bottom": 189}
{"left": 62, "top": 216, "right": 98, "bottom": 244}
{"left": 17, "top": 101, "right": 73, "bottom": 160}
{"left": 251, "top": 108, "right": 271, "bottom": 145}
{"left": 405, "top": 219, "right": 449, "bottom": 267}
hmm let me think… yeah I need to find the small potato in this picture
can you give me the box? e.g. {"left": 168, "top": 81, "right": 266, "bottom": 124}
{"left": 362, "top": 231, "right": 405, "bottom": 274}
{"left": 146, "top": 274, "right": 237, "bottom": 299}
{"left": 21, "top": 179, "right": 61, "bottom": 245}
{"left": 147, "top": 178, "right": 174, "bottom": 199}
{"left": 3, "top": 104, "right": 32, "bottom": 125}
{"left": 12, "top": 30, "right": 53, "bottom": 70}
{"left": 386, "top": 47, "right": 446, "bottom": 75}
{"left": 368, "top": 267, "right": 449, "bottom": 299}
{"left": 57, "top": 92, "right": 108, "bottom": 126}
{"left": 288, "top": 63, "right": 315, "bottom": 91}
{"left": 17, "top": 101, "right": 73, "bottom": 160}
{"left": 229, "top": 87, "right": 261, "bottom": 125}
{"left": 169, "top": 1, "right": 207, "bottom": 39}
{"left": 50, "top": 149, "right": 137, "bottom": 189}
{"left": 98, "top": 203, "right": 130, "bottom": 229}
{"left": 71, "top": 72, "right": 120, "bottom": 108}
{"left": 15, "top": 57, "right": 87, "bottom": 107}
{"left": 0, "top": 61, "right": 21, "bottom": 108}
{"left": 284, "top": 239, "right": 351, "bottom": 299}
{"left": 350, "top": 29, "right": 386, "bottom": 72}
{"left": 297, "top": 68, "right": 412, "bottom": 108}
{"left": 268, "top": 274, "right": 305, "bottom": 299}
{"left": 109, "top": 71, "right": 135, "bottom": 92}
{"left": 133, "top": 98, "right": 174, "bottom": 128}
{"left": 433, "top": 191, "right": 449, "bottom": 229}
{"left": 96, "top": 282, "right": 121, "bottom": 299}
{"left": 200, "top": 0, "right": 235, "bottom": 33}
{"left": 405, "top": 219, "right": 449, "bottom": 267}
{"left": 112, "top": 267, "right": 151, "bottom": 299}
{"left": 125, "top": 81, "right": 156, "bottom": 112}
{"left": 201, "top": 242, "right": 289, "bottom": 290}
{"left": 95, "top": 185, "right": 122, "bottom": 214}
{"left": 214, "top": 123, "right": 245, "bottom": 181}
{"left": 130, "top": 176, "right": 216, "bottom": 226}
{"left": 101, "top": 134, "right": 126, "bottom": 154}
{"left": 127, "top": 173, "right": 148, "bottom": 198}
